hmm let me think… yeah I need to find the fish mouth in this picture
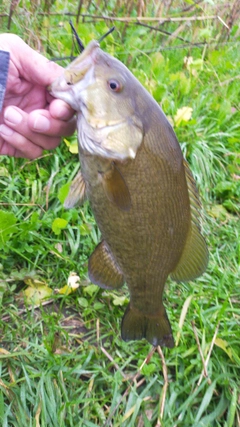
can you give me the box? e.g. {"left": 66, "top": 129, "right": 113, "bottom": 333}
{"left": 49, "top": 40, "right": 99, "bottom": 97}
{"left": 63, "top": 40, "right": 99, "bottom": 86}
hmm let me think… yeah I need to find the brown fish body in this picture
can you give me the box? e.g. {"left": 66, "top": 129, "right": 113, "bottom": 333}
{"left": 80, "top": 108, "right": 190, "bottom": 347}
{"left": 50, "top": 41, "right": 208, "bottom": 347}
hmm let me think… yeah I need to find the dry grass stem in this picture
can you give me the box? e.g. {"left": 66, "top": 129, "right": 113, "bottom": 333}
{"left": 0, "top": 202, "right": 46, "bottom": 213}
{"left": 103, "top": 346, "right": 157, "bottom": 426}
{"left": 19, "top": 153, "right": 53, "bottom": 169}
{"left": 1, "top": 299, "right": 54, "bottom": 322}
{"left": 101, "top": 346, "right": 127, "bottom": 379}
{"left": 192, "top": 320, "right": 209, "bottom": 381}
{"left": 196, "top": 323, "right": 220, "bottom": 388}
{"left": 156, "top": 345, "right": 168, "bottom": 426}
{"left": 217, "top": 15, "right": 229, "bottom": 29}
{"left": 81, "top": 14, "right": 220, "bottom": 23}
{"left": 220, "top": 74, "right": 240, "bottom": 86}
{"left": 96, "top": 317, "right": 100, "bottom": 343}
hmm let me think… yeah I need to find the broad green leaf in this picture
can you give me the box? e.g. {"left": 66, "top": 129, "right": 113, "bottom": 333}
{"left": 83, "top": 284, "right": 98, "bottom": 297}
{"left": 52, "top": 218, "right": 68, "bottom": 235}
{"left": 141, "top": 363, "right": 156, "bottom": 376}
{"left": 58, "top": 182, "right": 71, "bottom": 204}
{"left": 64, "top": 138, "right": 78, "bottom": 154}
{"left": 24, "top": 277, "right": 48, "bottom": 287}
{"left": 0, "top": 210, "right": 17, "bottom": 244}
{"left": 78, "top": 297, "right": 89, "bottom": 308}
{"left": 112, "top": 295, "right": 128, "bottom": 306}
{"left": 214, "top": 338, "right": 233, "bottom": 361}
{"left": 24, "top": 285, "right": 52, "bottom": 305}
{"left": 94, "top": 302, "right": 104, "bottom": 310}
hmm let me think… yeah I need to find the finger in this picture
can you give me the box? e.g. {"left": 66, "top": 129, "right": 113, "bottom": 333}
{"left": 28, "top": 109, "right": 76, "bottom": 139}
{"left": 0, "top": 122, "right": 62, "bottom": 158}
{"left": 2, "top": 106, "right": 76, "bottom": 149}
{"left": 0, "top": 138, "right": 18, "bottom": 157}
{"left": 49, "top": 99, "right": 76, "bottom": 121}
{"left": 0, "top": 139, "right": 28, "bottom": 158}
{"left": 0, "top": 127, "right": 43, "bottom": 159}
{"left": 6, "top": 34, "right": 64, "bottom": 86}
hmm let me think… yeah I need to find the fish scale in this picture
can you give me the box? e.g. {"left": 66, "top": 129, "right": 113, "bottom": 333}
{"left": 50, "top": 39, "right": 208, "bottom": 347}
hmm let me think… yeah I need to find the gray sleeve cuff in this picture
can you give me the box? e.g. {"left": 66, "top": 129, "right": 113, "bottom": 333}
{"left": 0, "top": 50, "right": 10, "bottom": 112}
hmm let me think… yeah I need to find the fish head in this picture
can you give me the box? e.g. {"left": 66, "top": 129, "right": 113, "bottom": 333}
{"left": 49, "top": 40, "right": 144, "bottom": 160}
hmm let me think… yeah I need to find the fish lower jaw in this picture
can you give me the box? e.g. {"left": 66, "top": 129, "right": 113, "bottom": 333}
{"left": 78, "top": 118, "right": 137, "bottom": 161}
{"left": 78, "top": 128, "right": 133, "bottom": 161}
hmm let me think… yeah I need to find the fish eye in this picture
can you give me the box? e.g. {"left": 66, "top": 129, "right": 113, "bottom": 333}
{"left": 108, "top": 79, "right": 122, "bottom": 92}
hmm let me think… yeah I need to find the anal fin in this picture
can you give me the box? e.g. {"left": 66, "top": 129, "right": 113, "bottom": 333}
{"left": 88, "top": 241, "right": 124, "bottom": 289}
{"left": 64, "top": 170, "right": 86, "bottom": 209}
{"left": 121, "top": 304, "right": 174, "bottom": 348}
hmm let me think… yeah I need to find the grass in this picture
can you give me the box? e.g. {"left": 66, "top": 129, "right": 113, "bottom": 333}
{"left": 0, "top": 1, "right": 240, "bottom": 426}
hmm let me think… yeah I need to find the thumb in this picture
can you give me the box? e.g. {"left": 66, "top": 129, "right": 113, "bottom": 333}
{"left": 1, "top": 33, "right": 64, "bottom": 87}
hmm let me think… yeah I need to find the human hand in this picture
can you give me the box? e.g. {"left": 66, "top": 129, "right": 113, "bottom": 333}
{"left": 0, "top": 34, "right": 76, "bottom": 159}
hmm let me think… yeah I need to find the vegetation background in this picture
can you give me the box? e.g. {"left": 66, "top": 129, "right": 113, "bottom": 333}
{"left": 0, "top": 0, "right": 239, "bottom": 426}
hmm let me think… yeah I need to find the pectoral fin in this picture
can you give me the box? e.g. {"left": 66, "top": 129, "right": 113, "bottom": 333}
{"left": 64, "top": 170, "right": 86, "bottom": 209}
{"left": 100, "top": 163, "right": 131, "bottom": 212}
{"left": 88, "top": 240, "right": 125, "bottom": 289}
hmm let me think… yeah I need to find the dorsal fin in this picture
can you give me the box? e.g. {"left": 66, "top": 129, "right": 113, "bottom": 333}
{"left": 171, "top": 160, "right": 208, "bottom": 282}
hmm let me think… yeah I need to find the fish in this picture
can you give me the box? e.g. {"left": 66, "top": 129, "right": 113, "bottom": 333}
{"left": 49, "top": 40, "right": 208, "bottom": 348}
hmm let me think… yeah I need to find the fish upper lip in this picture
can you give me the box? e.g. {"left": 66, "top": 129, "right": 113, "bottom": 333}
{"left": 78, "top": 40, "right": 100, "bottom": 64}
{"left": 49, "top": 41, "right": 100, "bottom": 95}
{"left": 67, "top": 40, "right": 100, "bottom": 73}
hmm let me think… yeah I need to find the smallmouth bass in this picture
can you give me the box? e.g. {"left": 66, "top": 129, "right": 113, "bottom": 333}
{"left": 50, "top": 40, "right": 208, "bottom": 348}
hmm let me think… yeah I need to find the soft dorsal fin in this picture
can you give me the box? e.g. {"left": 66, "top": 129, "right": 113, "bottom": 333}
{"left": 171, "top": 160, "right": 208, "bottom": 282}
{"left": 64, "top": 170, "right": 86, "bottom": 209}
{"left": 100, "top": 163, "right": 131, "bottom": 212}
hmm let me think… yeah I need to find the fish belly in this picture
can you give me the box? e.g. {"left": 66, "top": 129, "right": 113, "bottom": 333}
{"left": 81, "top": 144, "right": 190, "bottom": 347}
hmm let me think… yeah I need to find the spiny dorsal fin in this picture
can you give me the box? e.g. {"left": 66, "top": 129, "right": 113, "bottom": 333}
{"left": 64, "top": 170, "right": 86, "bottom": 209}
{"left": 100, "top": 163, "right": 131, "bottom": 212}
{"left": 88, "top": 240, "right": 124, "bottom": 289}
{"left": 171, "top": 160, "right": 208, "bottom": 282}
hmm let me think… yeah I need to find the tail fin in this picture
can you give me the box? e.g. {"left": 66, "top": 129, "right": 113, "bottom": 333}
{"left": 121, "top": 304, "right": 174, "bottom": 348}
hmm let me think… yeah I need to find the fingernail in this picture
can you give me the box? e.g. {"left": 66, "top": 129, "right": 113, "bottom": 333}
{"left": 0, "top": 124, "right": 14, "bottom": 136}
{"left": 33, "top": 115, "right": 50, "bottom": 131}
{"left": 4, "top": 107, "right": 23, "bottom": 125}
